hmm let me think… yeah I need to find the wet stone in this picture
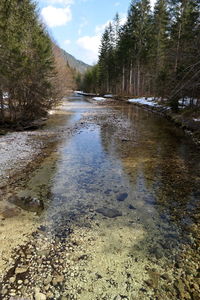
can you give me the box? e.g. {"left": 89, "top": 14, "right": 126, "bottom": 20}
{"left": 96, "top": 207, "right": 122, "bottom": 218}
{"left": 128, "top": 204, "right": 136, "bottom": 210}
{"left": 149, "top": 246, "right": 164, "bottom": 259}
{"left": 116, "top": 193, "right": 128, "bottom": 202}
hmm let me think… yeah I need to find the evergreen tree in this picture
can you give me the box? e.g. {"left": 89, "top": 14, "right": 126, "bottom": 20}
{"left": 151, "top": 0, "right": 170, "bottom": 97}
{"left": 0, "top": 0, "right": 56, "bottom": 124}
{"left": 81, "top": 0, "right": 200, "bottom": 109}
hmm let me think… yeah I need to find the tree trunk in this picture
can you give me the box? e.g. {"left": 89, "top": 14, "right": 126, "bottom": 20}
{"left": 129, "top": 61, "right": 133, "bottom": 95}
{"left": 174, "top": 22, "right": 182, "bottom": 73}
{"left": 137, "top": 61, "right": 140, "bottom": 96}
{"left": 122, "top": 65, "right": 125, "bottom": 94}
{"left": 0, "top": 89, "right": 5, "bottom": 123}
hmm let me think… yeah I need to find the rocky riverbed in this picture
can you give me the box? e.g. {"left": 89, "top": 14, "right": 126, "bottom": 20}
{"left": 0, "top": 95, "right": 199, "bottom": 299}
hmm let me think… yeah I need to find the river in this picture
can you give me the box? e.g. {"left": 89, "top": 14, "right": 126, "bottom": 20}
{"left": 0, "top": 94, "right": 199, "bottom": 300}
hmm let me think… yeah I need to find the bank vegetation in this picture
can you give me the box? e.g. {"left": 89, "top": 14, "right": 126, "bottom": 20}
{"left": 0, "top": 0, "right": 75, "bottom": 128}
{"left": 79, "top": 0, "right": 200, "bottom": 111}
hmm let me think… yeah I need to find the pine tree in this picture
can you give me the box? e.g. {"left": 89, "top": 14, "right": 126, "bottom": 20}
{"left": 151, "top": 0, "right": 170, "bottom": 97}
{"left": 0, "top": 0, "right": 56, "bottom": 124}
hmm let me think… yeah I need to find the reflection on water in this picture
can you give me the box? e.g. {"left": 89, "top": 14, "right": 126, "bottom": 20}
{"left": 1, "top": 95, "right": 199, "bottom": 299}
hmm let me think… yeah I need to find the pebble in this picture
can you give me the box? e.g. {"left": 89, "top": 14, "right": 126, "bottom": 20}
{"left": 9, "top": 276, "right": 16, "bottom": 283}
{"left": 44, "top": 275, "right": 52, "bottom": 285}
{"left": 35, "top": 290, "right": 47, "bottom": 300}
{"left": 47, "top": 291, "right": 54, "bottom": 298}
{"left": 15, "top": 266, "right": 28, "bottom": 274}
{"left": 18, "top": 280, "right": 23, "bottom": 284}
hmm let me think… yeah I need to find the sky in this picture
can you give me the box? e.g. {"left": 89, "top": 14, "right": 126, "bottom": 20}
{"left": 37, "top": 0, "right": 156, "bottom": 65}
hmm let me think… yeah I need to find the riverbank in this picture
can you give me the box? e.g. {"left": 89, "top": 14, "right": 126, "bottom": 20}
{"left": 108, "top": 96, "right": 200, "bottom": 146}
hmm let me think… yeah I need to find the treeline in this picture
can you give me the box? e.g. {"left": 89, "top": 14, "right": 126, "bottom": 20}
{"left": 80, "top": 0, "right": 200, "bottom": 108}
{"left": 0, "top": 0, "right": 74, "bottom": 126}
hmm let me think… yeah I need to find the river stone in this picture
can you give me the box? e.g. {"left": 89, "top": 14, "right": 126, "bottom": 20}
{"left": 9, "top": 276, "right": 16, "bottom": 283}
{"left": 52, "top": 275, "right": 64, "bottom": 286}
{"left": 128, "top": 204, "right": 136, "bottom": 210}
{"left": 149, "top": 246, "right": 163, "bottom": 259}
{"left": 34, "top": 288, "right": 46, "bottom": 300}
{"left": 15, "top": 266, "right": 28, "bottom": 274}
{"left": 44, "top": 275, "right": 52, "bottom": 285}
{"left": 174, "top": 279, "right": 186, "bottom": 298}
{"left": 35, "top": 292, "right": 46, "bottom": 300}
{"left": 8, "top": 194, "right": 44, "bottom": 213}
{"left": 96, "top": 208, "right": 122, "bottom": 218}
{"left": 117, "top": 193, "right": 128, "bottom": 202}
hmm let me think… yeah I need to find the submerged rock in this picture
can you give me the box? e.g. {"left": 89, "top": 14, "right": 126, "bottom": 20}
{"left": 128, "top": 204, "right": 136, "bottom": 210}
{"left": 8, "top": 194, "right": 44, "bottom": 213}
{"left": 96, "top": 207, "right": 122, "bottom": 218}
{"left": 117, "top": 193, "right": 128, "bottom": 202}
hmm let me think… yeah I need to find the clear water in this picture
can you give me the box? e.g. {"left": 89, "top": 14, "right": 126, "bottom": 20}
{"left": 0, "top": 95, "right": 199, "bottom": 300}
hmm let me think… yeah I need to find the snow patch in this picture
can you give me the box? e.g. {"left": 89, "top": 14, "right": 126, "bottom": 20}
{"left": 128, "top": 97, "right": 161, "bottom": 107}
{"left": 93, "top": 97, "right": 106, "bottom": 101}
{"left": 179, "top": 98, "right": 198, "bottom": 106}
{"left": 193, "top": 118, "right": 200, "bottom": 122}
{"left": 104, "top": 94, "right": 113, "bottom": 98}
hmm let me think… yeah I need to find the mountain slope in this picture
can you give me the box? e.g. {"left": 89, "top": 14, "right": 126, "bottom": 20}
{"left": 61, "top": 49, "right": 91, "bottom": 74}
{"left": 52, "top": 43, "right": 76, "bottom": 93}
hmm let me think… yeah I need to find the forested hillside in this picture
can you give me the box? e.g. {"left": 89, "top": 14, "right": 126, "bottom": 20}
{"left": 52, "top": 44, "right": 76, "bottom": 95}
{"left": 80, "top": 0, "right": 200, "bottom": 109}
{"left": 0, "top": 0, "right": 75, "bottom": 127}
{"left": 61, "top": 50, "right": 91, "bottom": 74}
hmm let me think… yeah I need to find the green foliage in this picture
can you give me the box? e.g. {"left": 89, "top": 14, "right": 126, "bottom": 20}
{"left": 81, "top": 0, "right": 200, "bottom": 111}
{"left": 0, "top": 0, "right": 56, "bottom": 124}
{"left": 79, "top": 65, "right": 99, "bottom": 93}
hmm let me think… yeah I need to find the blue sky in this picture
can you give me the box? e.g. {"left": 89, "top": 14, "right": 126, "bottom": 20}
{"left": 37, "top": 0, "right": 156, "bottom": 65}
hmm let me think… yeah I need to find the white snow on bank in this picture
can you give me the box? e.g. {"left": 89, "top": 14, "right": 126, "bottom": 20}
{"left": 74, "top": 91, "right": 84, "bottom": 95}
{"left": 179, "top": 97, "right": 198, "bottom": 106}
{"left": 104, "top": 94, "right": 113, "bottom": 98}
{"left": 128, "top": 97, "right": 161, "bottom": 107}
{"left": 93, "top": 97, "right": 106, "bottom": 101}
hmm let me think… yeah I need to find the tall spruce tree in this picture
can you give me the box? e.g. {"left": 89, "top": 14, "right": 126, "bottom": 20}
{"left": 151, "top": 0, "right": 170, "bottom": 97}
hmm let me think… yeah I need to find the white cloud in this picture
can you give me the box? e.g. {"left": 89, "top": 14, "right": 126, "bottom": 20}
{"left": 78, "top": 17, "right": 88, "bottom": 35}
{"left": 95, "top": 14, "right": 126, "bottom": 34}
{"left": 76, "top": 35, "right": 101, "bottom": 64}
{"left": 95, "top": 21, "right": 111, "bottom": 34}
{"left": 76, "top": 15, "right": 127, "bottom": 64}
{"left": 41, "top": 6, "right": 72, "bottom": 27}
{"left": 64, "top": 39, "right": 71, "bottom": 45}
{"left": 114, "top": 2, "right": 120, "bottom": 6}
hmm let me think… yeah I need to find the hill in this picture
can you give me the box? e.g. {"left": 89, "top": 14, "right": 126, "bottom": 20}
{"left": 61, "top": 49, "right": 91, "bottom": 74}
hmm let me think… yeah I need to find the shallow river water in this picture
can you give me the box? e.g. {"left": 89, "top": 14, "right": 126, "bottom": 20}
{"left": 0, "top": 94, "right": 200, "bottom": 300}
